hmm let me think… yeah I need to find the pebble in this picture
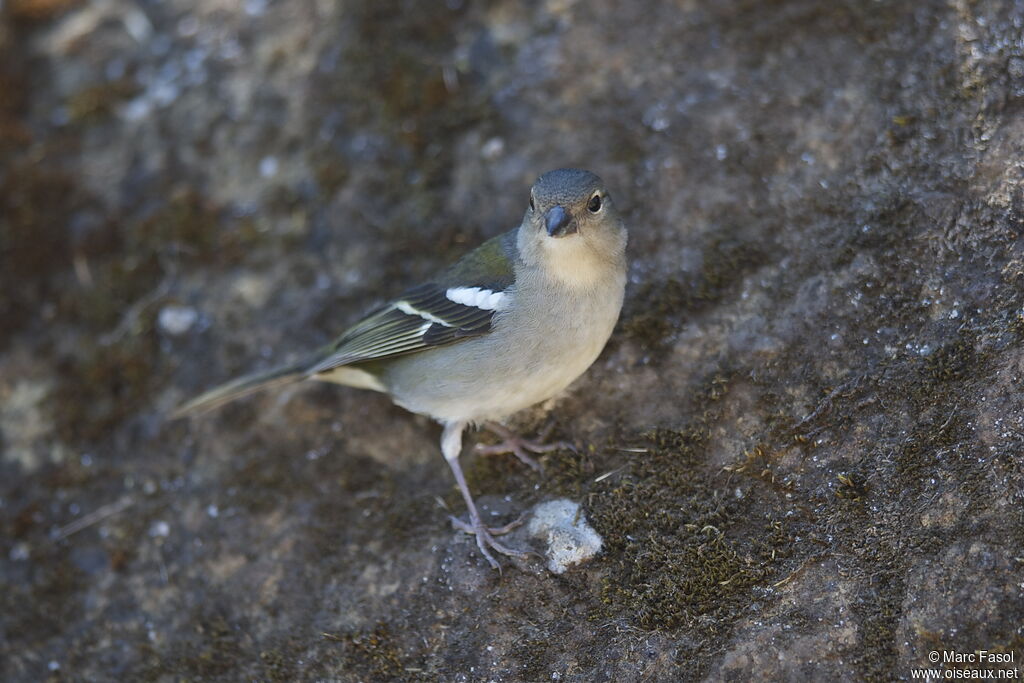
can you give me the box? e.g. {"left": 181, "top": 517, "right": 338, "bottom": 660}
{"left": 158, "top": 305, "right": 198, "bottom": 336}
{"left": 527, "top": 499, "right": 603, "bottom": 574}
{"left": 149, "top": 521, "right": 170, "bottom": 538}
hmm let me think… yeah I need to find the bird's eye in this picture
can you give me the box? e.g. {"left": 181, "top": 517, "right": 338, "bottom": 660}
{"left": 529, "top": 194, "right": 536, "bottom": 211}
{"left": 587, "top": 193, "right": 603, "bottom": 213}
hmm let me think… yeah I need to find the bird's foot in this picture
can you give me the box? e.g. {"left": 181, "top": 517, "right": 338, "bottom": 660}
{"left": 449, "top": 513, "right": 530, "bottom": 570}
{"left": 475, "top": 422, "right": 575, "bottom": 473}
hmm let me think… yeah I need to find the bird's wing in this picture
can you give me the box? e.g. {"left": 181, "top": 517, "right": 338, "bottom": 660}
{"left": 308, "top": 230, "right": 518, "bottom": 374}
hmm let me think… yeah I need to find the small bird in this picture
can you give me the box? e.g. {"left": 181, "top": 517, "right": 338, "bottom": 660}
{"left": 173, "top": 168, "right": 628, "bottom": 568}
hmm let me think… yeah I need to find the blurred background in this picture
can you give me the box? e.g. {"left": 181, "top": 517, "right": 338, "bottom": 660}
{"left": 2, "top": 0, "right": 1023, "bottom": 680}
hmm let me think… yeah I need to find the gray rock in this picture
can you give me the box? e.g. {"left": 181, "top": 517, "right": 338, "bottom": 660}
{"left": 2, "top": 0, "right": 1023, "bottom": 681}
{"left": 527, "top": 499, "right": 603, "bottom": 574}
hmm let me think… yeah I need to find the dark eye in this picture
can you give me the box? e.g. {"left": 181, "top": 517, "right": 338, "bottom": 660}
{"left": 587, "top": 193, "right": 602, "bottom": 213}
{"left": 529, "top": 194, "right": 536, "bottom": 211}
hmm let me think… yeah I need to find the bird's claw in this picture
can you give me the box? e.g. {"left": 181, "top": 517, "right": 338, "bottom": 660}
{"left": 449, "top": 512, "right": 526, "bottom": 536}
{"left": 476, "top": 422, "right": 576, "bottom": 472}
{"left": 450, "top": 514, "right": 531, "bottom": 570}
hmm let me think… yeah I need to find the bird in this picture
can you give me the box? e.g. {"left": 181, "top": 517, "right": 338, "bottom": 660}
{"left": 173, "top": 168, "right": 628, "bottom": 568}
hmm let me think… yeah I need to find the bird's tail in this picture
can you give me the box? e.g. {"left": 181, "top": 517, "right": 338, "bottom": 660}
{"left": 170, "top": 357, "right": 313, "bottom": 419}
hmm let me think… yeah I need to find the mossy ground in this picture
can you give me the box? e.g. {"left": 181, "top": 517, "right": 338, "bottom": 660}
{"left": 3, "top": 0, "right": 1024, "bottom": 680}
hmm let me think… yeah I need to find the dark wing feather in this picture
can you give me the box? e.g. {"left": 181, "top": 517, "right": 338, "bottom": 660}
{"left": 308, "top": 284, "right": 500, "bottom": 374}
{"left": 309, "top": 229, "right": 519, "bottom": 375}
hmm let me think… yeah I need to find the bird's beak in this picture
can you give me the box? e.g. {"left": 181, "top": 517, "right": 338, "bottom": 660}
{"left": 544, "top": 205, "right": 577, "bottom": 237}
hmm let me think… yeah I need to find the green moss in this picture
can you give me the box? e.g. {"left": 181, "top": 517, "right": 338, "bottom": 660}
{"left": 551, "top": 425, "right": 776, "bottom": 641}
{"left": 589, "top": 427, "right": 793, "bottom": 634}
{"left": 11, "top": 551, "right": 86, "bottom": 645}
{"left": 462, "top": 440, "right": 537, "bottom": 499}
{"left": 484, "top": 372, "right": 805, "bottom": 655}
{"left": 0, "top": 166, "right": 84, "bottom": 341}
{"left": 303, "top": 0, "right": 496, "bottom": 261}
{"left": 52, "top": 329, "right": 162, "bottom": 443}
{"left": 324, "top": 623, "right": 406, "bottom": 681}
{"left": 509, "top": 637, "right": 554, "bottom": 682}
{"left": 179, "top": 613, "right": 246, "bottom": 678}
{"left": 620, "top": 279, "right": 685, "bottom": 352}
{"left": 134, "top": 189, "right": 223, "bottom": 258}
{"left": 313, "top": 160, "right": 351, "bottom": 196}
{"left": 621, "top": 238, "right": 771, "bottom": 353}
{"left": 542, "top": 441, "right": 602, "bottom": 500}
{"left": 45, "top": 187, "right": 264, "bottom": 443}
{"left": 66, "top": 79, "right": 139, "bottom": 124}
{"left": 380, "top": 482, "right": 449, "bottom": 544}
{"left": 920, "top": 336, "right": 981, "bottom": 388}
{"left": 0, "top": 47, "right": 30, "bottom": 155}
{"left": 835, "top": 472, "right": 867, "bottom": 501}
{"left": 848, "top": 572, "right": 904, "bottom": 680}
{"left": 259, "top": 645, "right": 298, "bottom": 682}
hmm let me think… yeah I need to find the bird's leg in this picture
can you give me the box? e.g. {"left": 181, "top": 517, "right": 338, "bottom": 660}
{"left": 474, "top": 421, "right": 575, "bottom": 473}
{"left": 441, "top": 421, "right": 529, "bottom": 569}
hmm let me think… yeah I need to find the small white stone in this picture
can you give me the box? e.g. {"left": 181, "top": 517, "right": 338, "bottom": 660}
{"left": 259, "top": 155, "right": 279, "bottom": 178}
{"left": 527, "top": 499, "right": 603, "bottom": 574}
{"left": 158, "top": 305, "right": 198, "bottom": 336}
{"left": 122, "top": 10, "right": 153, "bottom": 42}
{"left": 149, "top": 520, "right": 170, "bottom": 538}
{"left": 481, "top": 137, "right": 505, "bottom": 159}
{"left": 122, "top": 96, "right": 152, "bottom": 122}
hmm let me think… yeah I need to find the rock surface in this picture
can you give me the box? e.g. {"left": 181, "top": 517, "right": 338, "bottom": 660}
{"left": 2, "top": 0, "right": 1024, "bottom": 680}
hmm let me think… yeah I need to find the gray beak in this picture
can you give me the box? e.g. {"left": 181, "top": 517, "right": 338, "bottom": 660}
{"left": 544, "top": 205, "right": 577, "bottom": 237}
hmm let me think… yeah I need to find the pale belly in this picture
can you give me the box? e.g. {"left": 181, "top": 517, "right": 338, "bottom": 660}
{"left": 379, "top": 282, "right": 623, "bottom": 423}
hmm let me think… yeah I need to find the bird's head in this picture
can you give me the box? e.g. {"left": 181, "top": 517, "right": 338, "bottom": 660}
{"left": 518, "top": 168, "right": 627, "bottom": 288}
